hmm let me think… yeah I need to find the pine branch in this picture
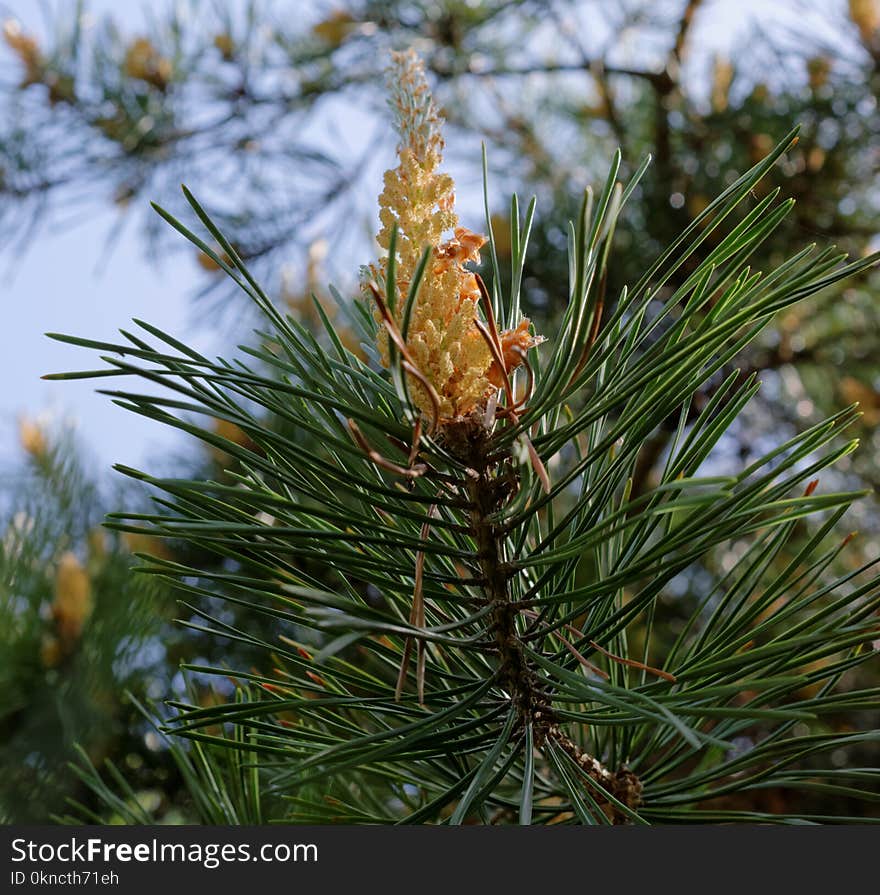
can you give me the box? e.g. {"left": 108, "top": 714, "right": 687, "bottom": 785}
{"left": 44, "top": 47, "right": 880, "bottom": 825}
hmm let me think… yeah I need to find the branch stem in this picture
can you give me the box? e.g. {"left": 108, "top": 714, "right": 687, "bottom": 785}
{"left": 452, "top": 417, "right": 642, "bottom": 823}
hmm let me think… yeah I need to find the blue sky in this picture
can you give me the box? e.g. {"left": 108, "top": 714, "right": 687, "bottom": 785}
{"left": 2, "top": 0, "right": 844, "bottom": 473}
{"left": 2, "top": 0, "right": 213, "bottom": 472}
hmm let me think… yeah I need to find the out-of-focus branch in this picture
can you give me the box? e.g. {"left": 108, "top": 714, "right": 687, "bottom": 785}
{"left": 651, "top": 0, "right": 704, "bottom": 176}
{"left": 671, "top": 0, "right": 705, "bottom": 66}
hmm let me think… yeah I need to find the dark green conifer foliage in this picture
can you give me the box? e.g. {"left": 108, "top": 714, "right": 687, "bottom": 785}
{"left": 49, "top": 120, "right": 880, "bottom": 822}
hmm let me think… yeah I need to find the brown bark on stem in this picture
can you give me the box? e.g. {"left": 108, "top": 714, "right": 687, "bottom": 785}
{"left": 445, "top": 415, "right": 642, "bottom": 823}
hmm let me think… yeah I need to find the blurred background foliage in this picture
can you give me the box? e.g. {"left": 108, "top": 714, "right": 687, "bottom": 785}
{"left": 1, "top": 0, "right": 879, "bottom": 822}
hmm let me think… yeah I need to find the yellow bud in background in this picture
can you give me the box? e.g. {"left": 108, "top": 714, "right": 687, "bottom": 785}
{"left": 196, "top": 249, "right": 222, "bottom": 271}
{"left": 849, "top": 0, "right": 880, "bottom": 44}
{"left": 52, "top": 552, "right": 92, "bottom": 645}
{"left": 489, "top": 213, "right": 512, "bottom": 259}
{"left": 19, "top": 416, "right": 47, "bottom": 459}
{"left": 213, "top": 32, "right": 235, "bottom": 61}
{"left": 121, "top": 531, "right": 171, "bottom": 559}
{"left": 312, "top": 11, "right": 357, "bottom": 48}
{"left": 281, "top": 241, "right": 332, "bottom": 323}
{"left": 807, "top": 146, "right": 826, "bottom": 172}
{"left": 710, "top": 56, "right": 733, "bottom": 113}
{"left": 839, "top": 376, "right": 880, "bottom": 426}
{"left": 806, "top": 56, "right": 831, "bottom": 90}
{"left": 213, "top": 416, "right": 253, "bottom": 448}
{"left": 3, "top": 19, "right": 43, "bottom": 86}
{"left": 123, "top": 37, "right": 172, "bottom": 90}
{"left": 195, "top": 246, "right": 235, "bottom": 272}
